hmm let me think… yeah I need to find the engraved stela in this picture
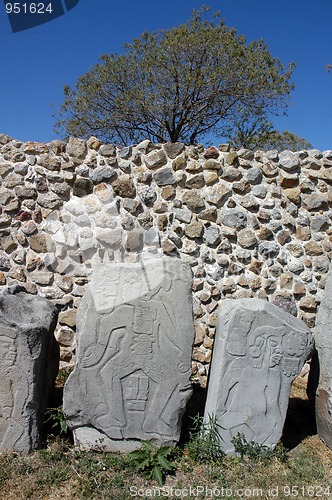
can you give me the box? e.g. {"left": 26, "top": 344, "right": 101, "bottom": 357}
{"left": 204, "top": 299, "right": 314, "bottom": 455}
{"left": 309, "top": 261, "right": 332, "bottom": 450}
{"left": 0, "top": 286, "right": 59, "bottom": 453}
{"left": 63, "top": 257, "right": 195, "bottom": 451}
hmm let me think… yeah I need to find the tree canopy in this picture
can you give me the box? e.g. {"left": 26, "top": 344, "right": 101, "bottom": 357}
{"left": 223, "top": 107, "right": 312, "bottom": 151}
{"left": 54, "top": 7, "right": 295, "bottom": 145}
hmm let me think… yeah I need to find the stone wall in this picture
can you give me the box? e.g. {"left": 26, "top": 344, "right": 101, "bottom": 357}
{"left": 0, "top": 133, "right": 331, "bottom": 387}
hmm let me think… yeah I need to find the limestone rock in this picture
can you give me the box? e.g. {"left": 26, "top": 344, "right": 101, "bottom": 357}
{"left": 73, "top": 178, "right": 94, "bottom": 197}
{"left": 220, "top": 209, "right": 247, "bottom": 230}
{"left": 90, "top": 167, "right": 117, "bottom": 184}
{"left": 204, "top": 299, "right": 313, "bottom": 454}
{"left": 182, "top": 190, "right": 205, "bottom": 212}
{"left": 203, "top": 185, "right": 232, "bottom": 206}
{"left": 0, "top": 286, "right": 59, "bottom": 452}
{"left": 278, "top": 151, "right": 300, "bottom": 171}
{"left": 112, "top": 176, "right": 136, "bottom": 198}
{"left": 144, "top": 150, "right": 167, "bottom": 169}
{"left": 153, "top": 168, "right": 176, "bottom": 186}
{"left": 64, "top": 258, "right": 195, "bottom": 451}
{"left": 66, "top": 137, "right": 87, "bottom": 162}
{"left": 163, "top": 142, "right": 184, "bottom": 159}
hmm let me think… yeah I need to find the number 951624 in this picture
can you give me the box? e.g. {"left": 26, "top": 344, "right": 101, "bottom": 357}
{"left": 5, "top": 3, "right": 53, "bottom": 14}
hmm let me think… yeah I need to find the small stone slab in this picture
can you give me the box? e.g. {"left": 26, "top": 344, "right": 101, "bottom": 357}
{"left": 312, "top": 261, "right": 332, "bottom": 449}
{"left": 64, "top": 257, "right": 194, "bottom": 451}
{"left": 0, "top": 286, "right": 59, "bottom": 453}
{"left": 204, "top": 298, "right": 313, "bottom": 454}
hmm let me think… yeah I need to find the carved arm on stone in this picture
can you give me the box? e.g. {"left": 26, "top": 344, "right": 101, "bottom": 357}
{"left": 82, "top": 306, "right": 131, "bottom": 368}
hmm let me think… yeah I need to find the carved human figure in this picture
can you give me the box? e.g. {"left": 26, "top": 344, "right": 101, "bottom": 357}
{"left": 204, "top": 299, "right": 314, "bottom": 454}
{"left": 64, "top": 258, "right": 194, "bottom": 449}
{"left": 216, "top": 326, "right": 285, "bottom": 447}
{"left": 0, "top": 328, "right": 26, "bottom": 450}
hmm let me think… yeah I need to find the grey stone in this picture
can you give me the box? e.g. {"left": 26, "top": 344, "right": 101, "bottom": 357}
{"left": 90, "top": 167, "right": 117, "bottom": 184}
{"left": 73, "top": 178, "right": 94, "bottom": 197}
{"left": 66, "top": 137, "right": 88, "bottom": 161}
{"left": 163, "top": 142, "right": 185, "bottom": 159}
{"left": 203, "top": 185, "right": 232, "bottom": 206}
{"left": 204, "top": 299, "right": 313, "bottom": 454}
{"left": 246, "top": 168, "right": 263, "bottom": 184}
{"left": 137, "top": 212, "right": 154, "bottom": 230}
{"left": 64, "top": 258, "right": 194, "bottom": 451}
{"left": 174, "top": 208, "right": 192, "bottom": 224}
{"left": 278, "top": 151, "right": 300, "bottom": 171}
{"left": 117, "top": 146, "right": 132, "bottom": 159}
{"left": 220, "top": 209, "right": 247, "bottom": 230}
{"left": 258, "top": 241, "right": 280, "bottom": 258}
{"left": 311, "top": 215, "right": 330, "bottom": 233}
{"left": 138, "top": 186, "right": 157, "bottom": 206}
{"left": 99, "top": 144, "right": 116, "bottom": 157}
{"left": 312, "top": 261, "right": 332, "bottom": 450}
{"left": 203, "top": 226, "right": 221, "bottom": 247}
{"left": 0, "top": 286, "right": 59, "bottom": 452}
{"left": 303, "top": 194, "right": 328, "bottom": 211}
{"left": 144, "top": 150, "right": 167, "bottom": 169}
{"left": 153, "top": 167, "right": 176, "bottom": 186}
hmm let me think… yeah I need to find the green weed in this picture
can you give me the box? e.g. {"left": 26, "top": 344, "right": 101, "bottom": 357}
{"left": 130, "top": 440, "right": 175, "bottom": 486}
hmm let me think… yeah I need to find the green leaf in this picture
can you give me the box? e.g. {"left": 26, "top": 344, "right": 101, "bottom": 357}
{"left": 153, "top": 466, "right": 164, "bottom": 486}
{"left": 157, "top": 455, "right": 173, "bottom": 471}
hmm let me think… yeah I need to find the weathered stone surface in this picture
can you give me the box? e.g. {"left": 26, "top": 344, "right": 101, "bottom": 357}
{"left": 204, "top": 299, "right": 313, "bottom": 454}
{"left": 203, "top": 185, "right": 232, "bottom": 206}
{"left": 182, "top": 190, "right": 205, "bottom": 212}
{"left": 112, "top": 176, "right": 136, "bottom": 198}
{"left": 73, "top": 178, "right": 94, "bottom": 198}
{"left": 311, "top": 262, "right": 332, "bottom": 449}
{"left": 90, "top": 167, "right": 117, "bottom": 184}
{"left": 278, "top": 151, "right": 300, "bottom": 171}
{"left": 66, "top": 137, "right": 87, "bottom": 161}
{"left": 64, "top": 258, "right": 194, "bottom": 451}
{"left": 163, "top": 142, "right": 185, "bottom": 159}
{"left": 144, "top": 150, "right": 167, "bottom": 169}
{"left": 0, "top": 286, "right": 59, "bottom": 452}
{"left": 220, "top": 209, "right": 247, "bottom": 230}
{"left": 153, "top": 167, "right": 176, "bottom": 186}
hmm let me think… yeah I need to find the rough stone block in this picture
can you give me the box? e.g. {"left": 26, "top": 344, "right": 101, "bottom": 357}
{"left": 0, "top": 286, "right": 59, "bottom": 453}
{"left": 311, "top": 261, "right": 332, "bottom": 449}
{"left": 204, "top": 299, "right": 313, "bottom": 454}
{"left": 64, "top": 257, "right": 195, "bottom": 451}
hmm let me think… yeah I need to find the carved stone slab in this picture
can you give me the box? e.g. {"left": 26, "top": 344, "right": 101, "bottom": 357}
{"left": 0, "top": 286, "right": 59, "bottom": 453}
{"left": 63, "top": 257, "right": 194, "bottom": 451}
{"left": 204, "top": 299, "right": 314, "bottom": 454}
{"left": 313, "top": 261, "right": 332, "bottom": 449}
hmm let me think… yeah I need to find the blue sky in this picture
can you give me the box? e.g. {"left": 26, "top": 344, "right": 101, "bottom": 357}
{"left": 0, "top": 0, "right": 331, "bottom": 150}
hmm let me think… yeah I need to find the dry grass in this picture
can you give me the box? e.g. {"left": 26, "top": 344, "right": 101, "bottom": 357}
{"left": 0, "top": 374, "right": 331, "bottom": 499}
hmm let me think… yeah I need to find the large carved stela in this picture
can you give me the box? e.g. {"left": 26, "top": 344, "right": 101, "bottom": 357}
{"left": 64, "top": 258, "right": 195, "bottom": 451}
{"left": 204, "top": 299, "right": 314, "bottom": 454}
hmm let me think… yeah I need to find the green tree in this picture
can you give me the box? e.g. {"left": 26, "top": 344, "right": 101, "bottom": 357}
{"left": 224, "top": 108, "right": 312, "bottom": 151}
{"left": 55, "top": 7, "right": 295, "bottom": 145}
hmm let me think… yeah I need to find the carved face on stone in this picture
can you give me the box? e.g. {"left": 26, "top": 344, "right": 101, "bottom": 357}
{"left": 268, "top": 336, "right": 283, "bottom": 367}
{"left": 249, "top": 331, "right": 283, "bottom": 369}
